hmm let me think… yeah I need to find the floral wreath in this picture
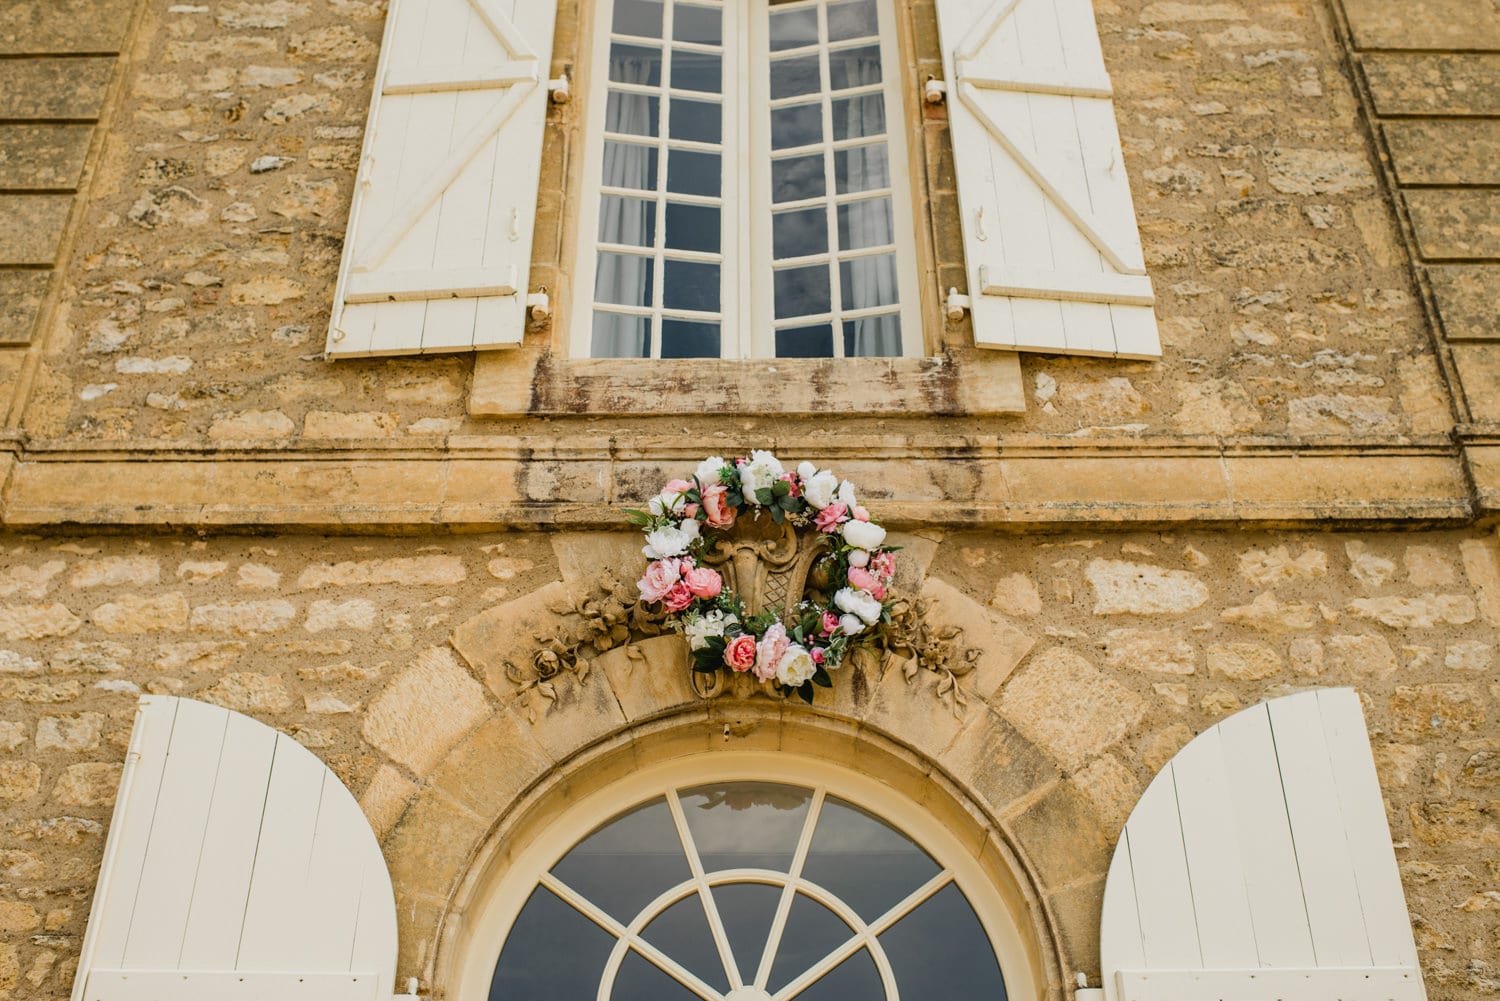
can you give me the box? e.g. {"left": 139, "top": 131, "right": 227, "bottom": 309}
{"left": 627, "top": 451, "right": 896, "bottom": 702}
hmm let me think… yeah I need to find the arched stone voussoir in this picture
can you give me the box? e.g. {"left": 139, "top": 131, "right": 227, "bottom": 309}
{"left": 451, "top": 579, "right": 573, "bottom": 703}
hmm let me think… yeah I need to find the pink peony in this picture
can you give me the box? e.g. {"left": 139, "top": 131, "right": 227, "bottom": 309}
{"left": 871, "top": 550, "right": 896, "bottom": 580}
{"left": 683, "top": 502, "right": 699, "bottom": 519}
{"left": 724, "top": 635, "right": 756, "bottom": 672}
{"left": 853, "top": 505, "right": 871, "bottom": 522}
{"left": 815, "top": 503, "right": 849, "bottom": 533}
{"left": 848, "top": 566, "right": 880, "bottom": 593}
{"left": 683, "top": 566, "right": 722, "bottom": 599}
{"left": 820, "top": 611, "right": 840, "bottom": 636}
{"left": 701, "top": 484, "right": 737, "bottom": 529}
{"left": 638, "top": 558, "right": 682, "bottom": 603}
{"left": 754, "top": 623, "right": 790, "bottom": 682}
{"left": 780, "top": 472, "right": 801, "bottom": 497}
{"left": 663, "top": 581, "right": 695, "bottom": 613}
{"left": 664, "top": 478, "right": 694, "bottom": 495}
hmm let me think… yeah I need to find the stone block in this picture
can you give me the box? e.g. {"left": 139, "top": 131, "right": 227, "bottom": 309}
{"left": 297, "top": 556, "right": 466, "bottom": 589}
{"left": 1220, "top": 591, "right": 1317, "bottom": 632}
{"left": 0, "top": 58, "right": 113, "bottom": 118}
{"left": 1430, "top": 266, "right": 1500, "bottom": 341}
{"left": 199, "top": 672, "right": 292, "bottom": 713}
{"left": 0, "top": 603, "right": 81, "bottom": 640}
{"left": 920, "top": 576, "right": 1035, "bottom": 699}
{"left": 1346, "top": 594, "right": 1477, "bottom": 628}
{"left": 383, "top": 789, "right": 489, "bottom": 906}
{"left": 70, "top": 557, "right": 159, "bottom": 589}
{"left": 1324, "top": 634, "right": 1397, "bottom": 678}
{"left": 428, "top": 708, "right": 554, "bottom": 820}
{"left": 0, "top": 271, "right": 48, "bottom": 344}
{"left": 1207, "top": 642, "right": 1281, "bottom": 680}
{"left": 51, "top": 763, "right": 122, "bottom": 807}
{"left": 520, "top": 661, "right": 627, "bottom": 763}
{"left": 1364, "top": 54, "right": 1500, "bottom": 117}
{"left": 0, "top": 195, "right": 71, "bottom": 265}
{"left": 0, "top": 762, "right": 41, "bottom": 801}
{"left": 1086, "top": 559, "right": 1209, "bottom": 616}
{"left": 1386, "top": 121, "right": 1500, "bottom": 187}
{"left": 939, "top": 708, "right": 1060, "bottom": 818}
{"left": 1390, "top": 685, "right": 1486, "bottom": 737}
{"left": 552, "top": 533, "right": 648, "bottom": 592}
{"left": 0, "top": 0, "right": 136, "bottom": 53}
{"left": 359, "top": 764, "right": 418, "bottom": 841}
{"left": 1452, "top": 345, "right": 1500, "bottom": 422}
{"left": 451, "top": 581, "right": 572, "bottom": 702}
{"left": 363, "top": 646, "right": 491, "bottom": 775}
{"left": 996, "top": 647, "right": 1146, "bottom": 771}
{"left": 1100, "top": 628, "right": 1196, "bottom": 675}
{"left": 595, "top": 635, "right": 700, "bottom": 722}
{"left": 1407, "top": 191, "right": 1500, "bottom": 261}
{"left": 0, "top": 125, "right": 91, "bottom": 190}
{"left": 862, "top": 655, "right": 984, "bottom": 761}
{"left": 1344, "top": 0, "right": 1500, "bottom": 51}
{"left": 1008, "top": 781, "right": 1112, "bottom": 889}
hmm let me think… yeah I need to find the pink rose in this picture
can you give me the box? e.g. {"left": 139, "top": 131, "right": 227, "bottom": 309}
{"left": 724, "top": 635, "right": 756, "bottom": 672}
{"left": 701, "top": 484, "right": 737, "bottom": 529}
{"left": 780, "top": 473, "right": 801, "bottom": 497}
{"left": 754, "top": 623, "right": 790, "bottom": 682}
{"left": 853, "top": 505, "right": 870, "bottom": 522}
{"left": 663, "top": 581, "right": 695, "bottom": 613}
{"left": 664, "top": 478, "right": 693, "bottom": 495}
{"left": 683, "top": 502, "right": 699, "bottom": 519}
{"left": 820, "top": 611, "right": 840, "bottom": 636}
{"left": 638, "top": 558, "right": 682, "bottom": 603}
{"left": 683, "top": 566, "right": 722, "bottom": 599}
{"left": 815, "top": 503, "right": 849, "bottom": 533}
{"left": 811, "top": 648, "right": 825, "bottom": 664}
{"left": 848, "top": 566, "right": 879, "bottom": 593}
{"left": 871, "top": 551, "right": 896, "bottom": 580}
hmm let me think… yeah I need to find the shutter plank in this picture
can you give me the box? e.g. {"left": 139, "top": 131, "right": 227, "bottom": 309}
{"left": 1123, "top": 773, "right": 1202, "bottom": 968}
{"left": 1101, "top": 831, "right": 1147, "bottom": 991}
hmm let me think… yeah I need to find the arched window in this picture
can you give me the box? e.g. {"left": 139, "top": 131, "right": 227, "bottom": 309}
{"left": 572, "top": 0, "right": 923, "bottom": 360}
{"left": 468, "top": 757, "right": 1025, "bottom": 1001}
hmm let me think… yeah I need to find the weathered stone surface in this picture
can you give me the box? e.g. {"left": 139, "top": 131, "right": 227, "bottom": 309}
{"left": 1239, "top": 546, "right": 1327, "bottom": 586}
{"left": 451, "top": 581, "right": 570, "bottom": 701}
{"left": 1086, "top": 560, "right": 1209, "bottom": 615}
{"left": 428, "top": 709, "right": 554, "bottom": 820}
{"left": 303, "top": 411, "right": 399, "bottom": 439}
{"left": 1220, "top": 591, "right": 1317, "bottom": 631}
{"left": 1347, "top": 541, "right": 1398, "bottom": 588}
{"left": 191, "top": 600, "right": 296, "bottom": 635}
{"left": 1324, "top": 634, "right": 1398, "bottom": 678}
{"left": 90, "top": 594, "right": 187, "bottom": 634}
{"left": 0, "top": 762, "right": 41, "bottom": 801}
{"left": 1364, "top": 54, "right": 1500, "bottom": 116}
{"left": 1407, "top": 191, "right": 1500, "bottom": 261}
{"left": 0, "top": 271, "right": 48, "bottom": 344}
{"left": 990, "top": 573, "right": 1041, "bottom": 615}
{"left": 1345, "top": 0, "right": 1500, "bottom": 50}
{"left": 0, "top": 603, "right": 81, "bottom": 640}
{"left": 940, "top": 709, "right": 1059, "bottom": 816}
{"left": 0, "top": 125, "right": 91, "bottom": 190}
{"left": 297, "top": 556, "right": 466, "bottom": 589}
{"left": 358, "top": 764, "right": 418, "bottom": 840}
{"left": 595, "top": 635, "right": 698, "bottom": 722}
{"left": 1390, "top": 684, "right": 1487, "bottom": 737}
{"left": 1430, "top": 266, "right": 1500, "bottom": 341}
{"left": 921, "top": 577, "right": 1035, "bottom": 699}
{"left": 0, "top": 561, "right": 63, "bottom": 600}
{"left": 51, "top": 764, "right": 121, "bottom": 807}
{"left": 1099, "top": 628, "right": 1196, "bottom": 674}
{"left": 1264, "top": 149, "right": 1375, "bottom": 196}
{"left": 1387, "top": 121, "right": 1500, "bottom": 188}
{"left": 363, "top": 646, "right": 490, "bottom": 774}
{"left": 199, "top": 672, "right": 292, "bottom": 712}
{"left": 50, "top": 641, "right": 130, "bottom": 674}
{"left": 0, "top": 58, "right": 113, "bottom": 118}
{"left": 304, "top": 599, "right": 376, "bottom": 632}
{"left": 0, "top": 195, "right": 71, "bottom": 265}
{"left": 70, "top": 557, "right": 159, "bottom": 589}
{"left": 1074, "top": 753, "right": 1145, "bottom": 835}
{"left": 207, "top": 410, "right": 294, "bottom": 441}
{"left": 35, "top": 714, "right": 103, "bottom": 753}
{"left": 1405, "top": 545, "right": 1459, "bottom": 587}
{"left": 997, "top": 647, "right": 1147, "bottom": 770}
{"left": 1207, "top": 642, "right": 1282, "bottom": 680}
{"left": 1347, "top": 594, "right": 1477, "bottom": 628}
{"left": 1288, "top": 395, "right": 1399, "bottom": 436}
{"left": 0, "top": 0, "right": 136, "bottom": 52}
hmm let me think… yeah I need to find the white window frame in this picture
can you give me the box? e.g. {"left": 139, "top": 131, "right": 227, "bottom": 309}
{"left": 450, "top": 751, "right": 1041, "bottom": 1001}
{"left": 570, "top": 0, "right": 924, "bottom": 360}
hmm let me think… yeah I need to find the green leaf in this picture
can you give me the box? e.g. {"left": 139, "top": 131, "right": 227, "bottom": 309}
{"left": 772, "top": 479, "right": 791, "bottom": 498}
{"left": 623, "top": 508, "right": 652, "bottom": 526}
{"left": 755, "top": 487, "right": 775, "bottom": 506}
{"left": 812, "top": 668, "right": 832, "bottom": 688}
{"left": 726, "top": 491, "right": 743, "bottom": 507}
{"left": 797, "top": 683, "right": 815, "bottom": 704}
{"left": 771, "top": 506, "right": 785, "bottom": 524}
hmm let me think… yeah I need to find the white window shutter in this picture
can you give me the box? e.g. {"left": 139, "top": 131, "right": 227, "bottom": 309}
{"left": 933, "top": 0, "right": 1161, "bottom": 359}
{"left": 327, "top": 0, "right": 558, "bottom": 358}
{"left": 1101, "top": 689, "right": 1427, "bottom": 1001}
{"left": 72, "top": 697, "right": 398, "bottom": 1001}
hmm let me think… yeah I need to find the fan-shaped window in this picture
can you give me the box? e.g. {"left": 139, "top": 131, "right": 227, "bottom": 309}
{"left": 487, "top": 780, "right": 1009, "bottom": 1001}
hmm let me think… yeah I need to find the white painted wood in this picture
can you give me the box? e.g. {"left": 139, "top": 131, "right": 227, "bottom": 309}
{"left": 73, "top": 698, "right": 398, "bottom": 1001}
{"left": 1100, "top": 690, "right": 1429, "bottom": 1001}
{"left": 327, "top": 0, "right": 557, "bottom": 357}
{"left": 934, "top": 0, "right": 1161, "bottom": 358}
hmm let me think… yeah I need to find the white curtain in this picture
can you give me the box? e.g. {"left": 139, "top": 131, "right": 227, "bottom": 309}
{"left": 836, "top": 53, "right": 900, "bottom": 356}
{"left": 594, "top": 52, "right": 660, "bottom": 357}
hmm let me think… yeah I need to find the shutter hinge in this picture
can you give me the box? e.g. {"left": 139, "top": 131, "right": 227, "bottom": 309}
{"left": 945, "top": 287, "right": 971, "bottom": 321}
{"left": 923, "top": 75, "right": 947, "bottom": 103}
{"left": 549, "top": 73, "right": 571, "bottom": 103}
{"left": 394, "top": 978, "right": 420, "bottom": 1001}
{"left": 527, "top": 287, "right": 551, "bottom": 324}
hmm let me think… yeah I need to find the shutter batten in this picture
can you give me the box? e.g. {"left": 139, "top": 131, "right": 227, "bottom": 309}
{"left": 328, "top": 0, "right": 556, "bottom": 358}
{"left": 935, "top": 0, "right": 1162, "bottom": 358}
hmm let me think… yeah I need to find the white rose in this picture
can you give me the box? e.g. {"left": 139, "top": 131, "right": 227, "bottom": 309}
{"left": 643, "top": 522, "right": 695, "bottom": 560}
{"left": 842, "top": 519, "right": 886, "bottom": 551}
{"left": 836, "top": 480, "right": 858, "bottom": 508}
{"left": 835, "top": 586, "right": 884, "bottom": 625}
{"left": 685, "top": 609, "right": 738, "bottom": 651}
{"left": 838, "top": 613, "right": 866, "bottom": 636}
{"left": 696, "top": 456, "right": 728, "bottom": 485}
{"left": 847, "top": 548, "right": 869, "bottom": 568}
{"left": 738, "top": 450, "right": 785, "bottom": 503}
{"left": 776, "top": 644, "right": 818, "bottom": 687}
{"left": 801, "top": 469, "right": 839, "bottom": 509}
{"left": 797, "top": 461, "right": 817, "bottom": 481}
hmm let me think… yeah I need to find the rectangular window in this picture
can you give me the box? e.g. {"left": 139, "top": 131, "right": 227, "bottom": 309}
{"left": 575, "top": 0, "right": 921, "bottom": 359}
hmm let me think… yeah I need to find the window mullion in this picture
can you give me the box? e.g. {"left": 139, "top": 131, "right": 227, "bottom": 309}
{"left": 816, "top": 4, "right": 846, "bottom": 359}
{"left": 739, "top": 0, "right": 765, "bottom": 359}
{"left": 651, "top": 3, "right": 675, "bottom": 360}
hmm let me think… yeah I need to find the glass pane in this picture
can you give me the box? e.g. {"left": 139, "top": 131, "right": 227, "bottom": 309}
{"left": 661, "top": 319, "right": 721, "bottom": 358}
{"left": 550, "top": 797, "right": 689, "bottom": 923}
{"left": 712, "top": 882, "right": 783, "bottom": 983}
{"left": 831, "top": 94, "right": 885, "bottom": 140}
{"left": 665, "top": 202, "right": 719, "bottom": 253}
{"left": 663, "top": 260, "right": 720, "bottom": 312}
{"left": 606, "top": 91, "right": 660, "bottom": 137}
{"left": 669, "top": 98, "right": 722, "bottom": 143}
{"left": 844, "top": 314, "right": 902, "bottom": 357}
{"left": 775, "top": 324, "right": 834, "bottom": 358}
{"left": 774, "top": 264, "right": 831, "bottom": 319}
{"left": 609, "top": 43, "right": 662, "bottom": 86}
{"left": 795, "top": 947, "right": 884, "bottom": 1001}
{"left": 828, "top": 0, "right": 879, "bottom": 41}
{"left": 673, "top": 3, "right": 722, "bottom": 44}
{"left": 611, "top": 948, "right": 702, "bottom": 1001}
{"left": 613, "top": 0, "right": 664, "bottom": 37}
{"left": 768, "top": 893, "right": 854, "bottom": 993}
{"left": 595, "top": 252, "right": 655, "bottom": 308}
{"left": 488, "top": 886, "right": 617, "bottom": 1001}
{"left": 773, "top": 207, "right": 828, "bottom": 260}
{"left": 770, "top": 7, "right": 819, "bottom": 50}
{"left": 671, "top": 49, "right": 721, "bottom": 93}
{"left": 679, "top": 783, "right": 813, "bottom": 874}
{"left": 772, "top": 103, "right": 823, "bottom": 150}
{"left": 668, "top": 149, "right": 721, "bottom": 196}
{"left": 772, "top": 154, "right": 826, "bottom": 202}
{"left": 639, "top": 894, "right": 730, "bottom": 991}
{"left": 837, "top": 197, "right": 894, "bottom": 251}
{"left": 800, "top": 797, "right": 939, "bottom": 922}
{"left": 839, "top": 253, "right": 899, "bottom": 311}
{"left": 771, "top": 53, "right": 821, "bottom": 99}
{"left": 603, "top": 141, "right": 659, "bottom": 190}
{"left": 834, "top": 144, "right": 889, "bottom": 193}
{"left": 880, "top": 883, "right": 1009, "bottom": 1001}
{"left": 592, "top": 312, "right": 651, "bottom": 358}
{"left": 828, "top": 44, "right": 883, "bottom": 90}
{"left": 598, "top": 195, "right": 656, "bottom": 246}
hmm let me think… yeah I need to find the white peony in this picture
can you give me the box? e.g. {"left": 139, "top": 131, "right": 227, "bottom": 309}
{"left": 737, "top": 450, "right": 785, "bottom": 503}
{"left": 835, "top": 586, "right": 884, "bottom": 625}
{"left": 776, "top": 644, "right": 818, "bottom": 687}
{"left": 696, "top": 456, "right": 729, "bottom": 485}
{"left": 847, "top": 548, "right": 869, "bottom": 568}
{"left": 836, "top": 480, "right": 858, "bottom": 508}
{"left": 799, "top": 467, "right": 840, "bottom": 509}
{"left": 649, "top": 489, "right": 687, "bottom": 517}
{"left": 685, "top": 609, "right": 738, "bottom": 651}
{"left": 643, "top": 520, "right": 699, "bottom": 559}
{"left": 838, "top": 613, "right": 866, "bottom": 636}
{"left": 842, "top": 519, "right": 886, "bottom": 550}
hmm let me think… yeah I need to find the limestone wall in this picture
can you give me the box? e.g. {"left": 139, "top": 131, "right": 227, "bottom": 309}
{"left": 0, "top": 528, "right": 1496, "bottom": 999}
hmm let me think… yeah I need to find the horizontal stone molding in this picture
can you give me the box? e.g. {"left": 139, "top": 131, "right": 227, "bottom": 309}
{"left": 0, "top": 440, "right": 1481, "bottom": 529}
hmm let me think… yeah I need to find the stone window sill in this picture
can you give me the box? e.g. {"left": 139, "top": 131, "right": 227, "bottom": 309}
{"left": 468, "top": 347, "right": 1025, "bottom": 417}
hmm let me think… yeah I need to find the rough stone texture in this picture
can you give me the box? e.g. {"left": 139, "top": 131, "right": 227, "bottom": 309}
{"left": 1087, "top": 560, "right": 1210, "bottom": 615}
{"left": 997, "top": 647, "right": 1148, "bottom": 771}
{"left": 362, "top": 646, "right": 490, "bottom": 774}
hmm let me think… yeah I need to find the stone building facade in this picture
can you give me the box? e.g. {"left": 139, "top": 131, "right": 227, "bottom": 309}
{"left": 0, "top": 0, "right": 1498, "bottom": 1000}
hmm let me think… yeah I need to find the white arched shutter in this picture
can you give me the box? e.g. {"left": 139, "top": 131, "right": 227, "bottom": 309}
{"left": 933, "top": 0, "right": 1161, "bottom": 359}
{"left": 327, "top": 0, "right": 557, "bottom": 358}
{"left": 1099, "top": 689, "right": 1426, "bottom": 1001}
{"left": 72, "top": 697, "right": 397, "bottom": 1001}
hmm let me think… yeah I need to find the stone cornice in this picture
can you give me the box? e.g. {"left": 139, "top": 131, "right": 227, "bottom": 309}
{"left": 0, "top": 436, "right": 1482, "bottom": 530}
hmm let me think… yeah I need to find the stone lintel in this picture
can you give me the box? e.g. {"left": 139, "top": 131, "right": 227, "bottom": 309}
{"left": 0, "top": 447, "right": 1472, "bottom": 528}
{"left": 1362, "top": 53, "right": 1500, "bottom": 117}
{"left": 1343, "top": 0, "right": 1500, "bottom": 51}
